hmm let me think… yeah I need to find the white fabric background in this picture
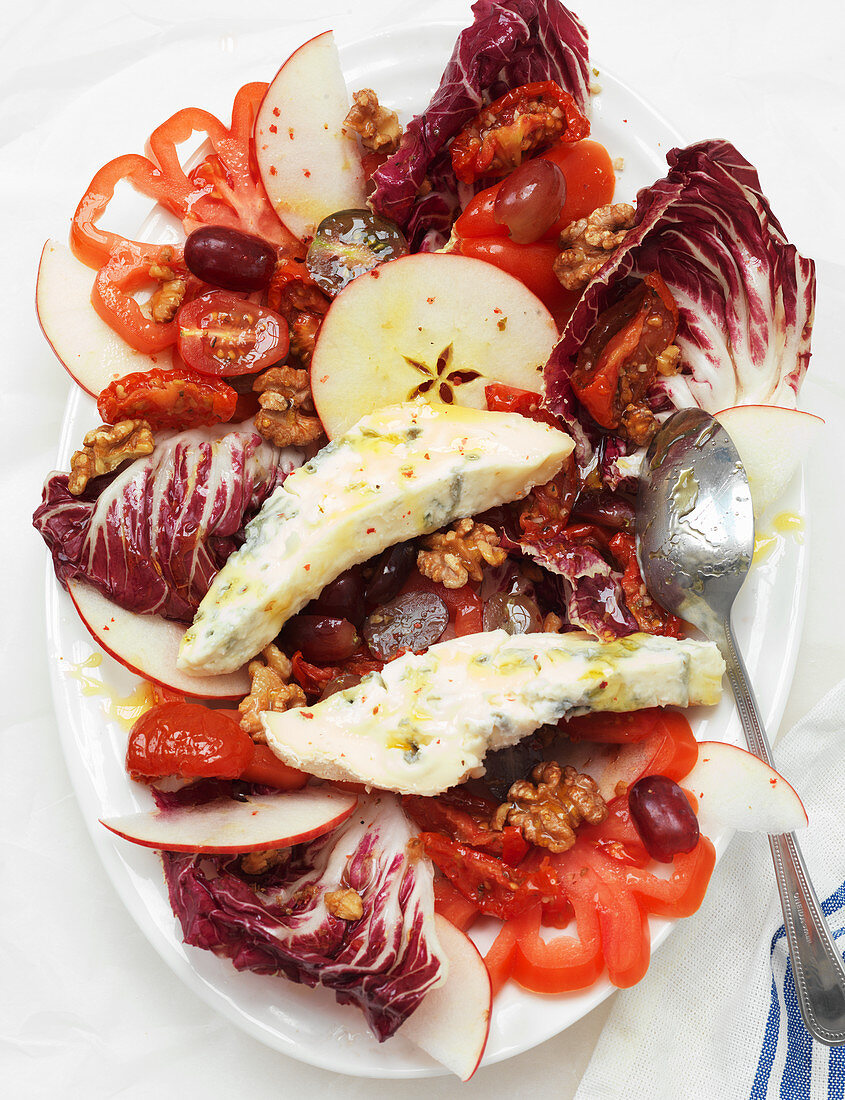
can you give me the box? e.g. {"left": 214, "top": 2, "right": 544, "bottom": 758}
{"left": 2, "top": 1, "right": 844, "bottom": 1097}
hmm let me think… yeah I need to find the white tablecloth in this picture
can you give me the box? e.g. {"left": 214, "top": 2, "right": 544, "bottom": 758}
{"left": 3, "top": 1, "right": 844, "bottom": 1096}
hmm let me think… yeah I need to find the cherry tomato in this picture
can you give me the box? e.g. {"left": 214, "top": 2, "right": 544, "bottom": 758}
{"left": 97, "top": 367, "right": 237, "bottom": 431}
{"left": 177, "top": 292, "right": 289, "bottom": 376}
{"left": 126, "top": 702, "right": 254, "bottom": 780}
{"left": 609, "top": 532, "right": 685, "bottom": 638}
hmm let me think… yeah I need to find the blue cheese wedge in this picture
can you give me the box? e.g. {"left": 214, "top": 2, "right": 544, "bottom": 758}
{"left": 178, "top": 401, "right": 573, "bottom": 675}
{"left": 260, "top": 630, "right": 725, "bottom": 796}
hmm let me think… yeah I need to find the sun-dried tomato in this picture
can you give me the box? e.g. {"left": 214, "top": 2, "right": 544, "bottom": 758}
{"left": 97, "top": 367, "right": 237, "bottom": 432}
{"left": 609, "top": 532, "right": 684, "bottom": 638}
{"left": 450, "top": 81, "right": 589, "bottom": 185}
{"left": 570, "top": 271, "right": 679, "bottom": 433}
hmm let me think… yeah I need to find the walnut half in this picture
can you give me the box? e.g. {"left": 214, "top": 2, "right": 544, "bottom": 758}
{"left": 239, "top": 643, "right": 307, "bottom": 739}
{"left": 492, "top": 761, "right": 607, "bottom": 853}
{"left": 68, "top": 419, "right": 155, "bottom": 495}
{"left": 554, "top": 203, "right": 636, "bottom": 292}
{"left": 417, "top": 518, "right": 507, "bottom": 589}
{"left": 325, "top": 887, "right": 364, "bottom": 921}
{"left": 253, "top": 366, "right": 325, "bottom": 448}
{"left": 343, "top": 88, "right": 402, "bottom": 154}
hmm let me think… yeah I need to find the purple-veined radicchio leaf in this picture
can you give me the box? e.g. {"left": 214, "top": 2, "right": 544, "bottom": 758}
{"left": 33, "top": 423, "right": 300, "bottom": 622}
{"left": 162, "top": 792, "right": 446, "bottom": 1041}
{"left": 370, "top": 0, "right": 590, "bottom": 248}
{"left": 521, "top": 535, "right": 637, "bottom": 640}
{"left": 545, "top": 139, "right": 816, "bottom": 447}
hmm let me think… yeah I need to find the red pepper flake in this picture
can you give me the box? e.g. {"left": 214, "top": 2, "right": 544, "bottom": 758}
{"left": 370, "top": 269, "right": 380, "bottom": 279}
{"left": 323, "top": 123, "right": 329, "bottom": 131}
{"left": 252, "top": 811, "right": 258, "bottom": 816}
{"left": 770, "top": 778, "right": 778, "bottom": 786}
{"left": 304, "top": 563, "right": 311, "bottom": 571}
{"left": 269, "top": 165, "right": 277, "bottom": 176}
{"left": 269, "top": 124, "right": 277, "bottom": 134}
{"left": 302, "top": 712, "right": 314, "bottom": 720}
{"left": 424, "top": 452, "right": 430, "bottom": 460}
{"left": 366, "top": 527, "right": 375, "bottom": 534}
{"left": 599, "top": 680, "right": 608, "bottom": 689}
{"left": 273, "top": 107, "right": 281, "bottom": 117}
{"left": 493, "top": 307, "right": 502, "bottom": 314}
{"left": 427, "top": 297, "right": 435, "bottom": 304}
{"left": 303, "top": 169, "right": 311, "bottom": 178}
{"left": 288, "top": 127, "right": 295, "bottom": 139}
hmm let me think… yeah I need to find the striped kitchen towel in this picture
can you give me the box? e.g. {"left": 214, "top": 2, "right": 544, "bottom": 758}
{"left": 575, "top": 678, "right": 845, "bottom": 1100}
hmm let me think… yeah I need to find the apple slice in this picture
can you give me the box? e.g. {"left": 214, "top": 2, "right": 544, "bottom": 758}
{"left": 715, "top": 404, "right": 823, "bottom": 516}
{"left": 101, "top": 786, "right": 357, "bottom": 853}
{"left": 311, "top": 252, "right": 559, "bottom": 439}
{"left": 255, "top": 31, "right": 366, "bottom": 242}
{"left": 684, "top": 740, "right": 808, "bottom": 837}
{"left": 400, "top": 914, "right": 492, "bottom": 1081}
{"left": 36, "top": 240, "right": 166, "bottom": 397}
{"left": 68, "top": 579, "right": 250, "bottom": 700}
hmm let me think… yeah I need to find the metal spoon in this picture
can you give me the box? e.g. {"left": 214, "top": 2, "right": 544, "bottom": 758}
{"left": 637, "top": 406, "right": 845, "bottom": 1045}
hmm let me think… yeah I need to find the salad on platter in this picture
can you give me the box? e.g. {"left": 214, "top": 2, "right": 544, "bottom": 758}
{"left": 33, "top": 0, "right": 820, "bottom": 1080}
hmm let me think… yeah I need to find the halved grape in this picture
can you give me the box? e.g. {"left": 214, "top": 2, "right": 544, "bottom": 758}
{"left": 493, "top": 159, "right": 566, "bottom": 244}
{"left": 482, "top": 593, "right": 544, "bottom": 634}
{"left": 363, "top": 590, "right": 449, "bottom": 661}
{"left": 281, "top": 615, "right": 360, "bottom": 663}
{"left": 306, "top": 209, "right": 409, "bottom": 296}
{"left": 628, "top": 774, "right": 700, "bottom": 863}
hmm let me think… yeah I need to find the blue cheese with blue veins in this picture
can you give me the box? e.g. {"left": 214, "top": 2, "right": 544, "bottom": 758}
{"left": 177, "top": 400, "right": 573, "bottom": 675}
{"left": 259, "top": 630, "right": 725, "bottom": 796}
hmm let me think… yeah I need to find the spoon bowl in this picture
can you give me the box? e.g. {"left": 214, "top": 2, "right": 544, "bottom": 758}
{"left": 637, "top": 407, "right": 845, "bottom": 1046}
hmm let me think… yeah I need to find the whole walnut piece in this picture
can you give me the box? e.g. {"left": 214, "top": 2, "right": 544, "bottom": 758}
{"left": 344, "top": 88, "right": 402, "bottom": 154}
{"left": 492, "top": 761, "right": 607, "bottom": 853}
{"left": 68, "top": 419, "right": 155, "bottom": 495}
{"left": 417, "top": 518, "right": 507, "bottom": 589}
{"left": 554, "top": 203, "right": 636, "bottom": 291}
{"left": 253, "top": 366, "right": 326, "bottom": 449}
{"left": 145, "top": 246, "right": 187, "bottom": 322}
{"left": 239, "top": 643, "right": 307, "bottom": 739}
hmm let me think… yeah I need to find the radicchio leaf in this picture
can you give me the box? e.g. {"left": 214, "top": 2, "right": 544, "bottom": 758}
{"left": 521, "top": 536, "right": 637, "bottom": 640}
{"left": 370, "top": 0, "right": 590, "bottom": 248}
{"left": 545, "top": 139, "right": 816, "bottom": 445}
{"left": 33, "top": 424, "right": 300, "bottom": 622}
{"left": 162, "top": 793, "right": 446, "bottom": 1041}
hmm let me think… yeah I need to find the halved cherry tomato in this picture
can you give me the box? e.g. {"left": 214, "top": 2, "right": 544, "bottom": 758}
{"left": 126, "top": 702, "right": 254, "bottom": 780}
{"left": 177, "top": 292, "right": 290, "bottom": 376}
{"left": 485, "top": 382, "right": 561, "bottom": 429}
{"left": 455, "top": 139, "right": 616, "bottom": 243}
{"left": 451, "top": 82, "right": 589, "bottom": 185}
{"left": 97, "top": 367, "right": 237, "bottom": 431}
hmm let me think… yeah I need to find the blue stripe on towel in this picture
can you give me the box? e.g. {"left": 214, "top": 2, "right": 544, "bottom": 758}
{"left": 750, "top": 879, "right": 845, "bottom": 1100}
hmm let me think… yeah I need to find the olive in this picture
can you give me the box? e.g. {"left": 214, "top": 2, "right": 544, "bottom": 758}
{"left": 306, "top": 209, "right": 409, "bottom": 296}
{"left": 184, "top": 225, "right": 277, "bottom": 292}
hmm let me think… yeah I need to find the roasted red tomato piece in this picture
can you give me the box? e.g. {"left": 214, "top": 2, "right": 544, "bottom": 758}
{"left": 177, "top": 292, "right": 289, "bottom": 376}
{"left": 97, "top": 367, "right": 237, "bottom": 431}
{"left": 450, "top": 81, "right": 589, "bottom": 185}
{"left": 126, "top": 702, "right": 254, "bottom": 781}
{"left": 570, "top": 271, "right": 679, "bottom": 442}
{"left": 609, "top": 532, "right": 684, "bottom": 638}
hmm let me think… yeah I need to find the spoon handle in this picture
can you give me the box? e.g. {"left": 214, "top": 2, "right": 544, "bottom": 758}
{"left": 721, "top": 620, "right": 845, "bottom": 1045}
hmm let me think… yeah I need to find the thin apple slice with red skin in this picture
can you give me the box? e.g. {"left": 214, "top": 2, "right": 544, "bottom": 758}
{"left": 715, "top": 404, "right": 823, "bottom": 516}
{"left": 68, "top": 579, "right": 250, "bottom": 700}
{"left": 101, "top": 786, "right": 357, "bottom": 854}
{"left": 684, "top": 740, "right": 808, "bottom": 837}
{"left": 255, "top": 31, "right": 366, "bottom": 242}
{"left": 36, "top": 240, "right": 166, "bottom": 397}
{"left": 400, "top": 914, "right": 492, "bottom": 1081}
{"left": 311, "top": 252, "right": 559, "bottom": 439}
